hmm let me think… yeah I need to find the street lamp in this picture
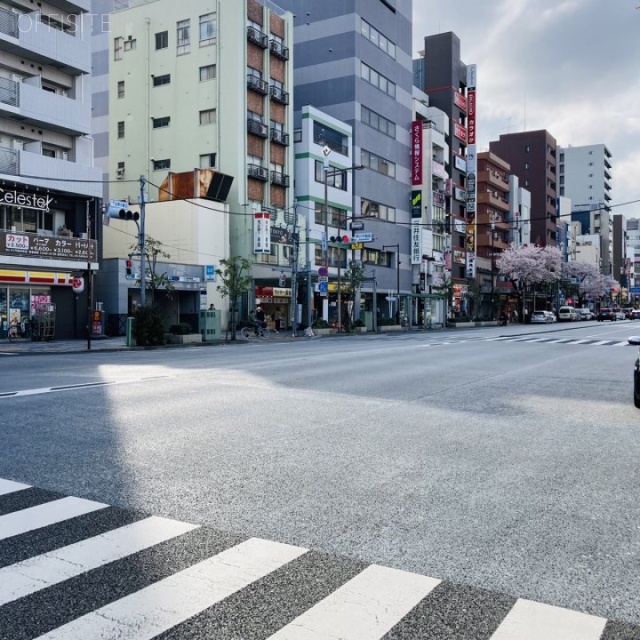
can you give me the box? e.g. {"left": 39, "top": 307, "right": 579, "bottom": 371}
{"left": 323, "top": 164, "right": 363, "bottom": 331}
{"left": 489, "top": 212, "right": 498, "bottom": 320}
{"left": 382, "top": 244, "right": 400, "bottom": 324}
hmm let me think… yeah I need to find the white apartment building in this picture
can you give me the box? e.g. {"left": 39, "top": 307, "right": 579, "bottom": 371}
{"left": 97, "top": 0, "right": 297, "bottom": 331}
{"left": 507, "top": 175, "right": 531, "bottom": 248}
{"left": 0, "top": 0, "right": 101, "bottom": 339}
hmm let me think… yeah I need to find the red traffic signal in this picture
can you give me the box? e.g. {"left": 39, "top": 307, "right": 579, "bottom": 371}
{"left": 125, "top": 260, "right": 132, "bottom": 276}
{"left": 330, "top": 235, "right": 351, "bottom": 244}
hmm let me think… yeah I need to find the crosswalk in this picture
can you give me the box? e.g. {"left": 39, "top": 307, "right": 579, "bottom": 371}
{"left": 484, "top": 335, "right": 631, "bottom": 347}
{"left": 0, "top": 478, "right": 637, "bottom": 639}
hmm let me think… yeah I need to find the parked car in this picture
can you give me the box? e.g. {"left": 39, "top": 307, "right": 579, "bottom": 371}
{"left": 558, "top": 306, "right": 578, "bottom": 321}
{"left": 624, "top": 308, "right": 635, "bottom": 319}
{"left": 614, "top": 310, "right": 626, "bottom": 320}
{"left": 531, "top": 311, "right": 551, "bottom": 324}
{"left": 597, "top": 308, "right": 616, "bottom": 321}
{"left": 632, "top": 309, "right": 640, "bottom": 320}
{"left": 576, "top": 308, "right": 593, "bottom": 321}
{"left": 544, "top": 311, "right": 557, "bottom": 323}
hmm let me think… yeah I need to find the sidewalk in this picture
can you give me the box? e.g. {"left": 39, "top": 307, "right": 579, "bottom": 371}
{"left": 0, "top": 336, "right": 131, "bottom": 355}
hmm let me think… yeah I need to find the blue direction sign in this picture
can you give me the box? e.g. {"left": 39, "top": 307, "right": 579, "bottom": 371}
{"left": 318, "top": 281, "right": 328, "bottom": 294}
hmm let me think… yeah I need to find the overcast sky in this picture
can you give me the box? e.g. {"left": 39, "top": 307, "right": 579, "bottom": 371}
{"left": 412, "top": 0, "right": 640, "bottom": 218}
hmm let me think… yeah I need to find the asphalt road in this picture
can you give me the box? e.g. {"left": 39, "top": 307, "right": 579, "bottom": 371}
{"left": 1, "top": 320, "right": 639, "bottom": 638}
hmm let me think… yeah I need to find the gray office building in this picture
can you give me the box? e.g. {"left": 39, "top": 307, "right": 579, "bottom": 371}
{"left": 275, "top": 0, "right": 414, "bottom": 312}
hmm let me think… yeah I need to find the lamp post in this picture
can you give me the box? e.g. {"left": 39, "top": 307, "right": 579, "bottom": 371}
{"left": 382, "top": 244, "right": 400, "bottom": 324}
{"left": 489, "top": 212, "right": 498, "bottom": 320}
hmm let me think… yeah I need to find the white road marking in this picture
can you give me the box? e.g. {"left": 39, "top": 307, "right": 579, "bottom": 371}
{"left": 0, "top": 516, "right": 199, "bottom": 606}
{"left": 490, "top": 598, "right": 607, "bottom": 640}
{"left": 0, "top": 497, "right": 108, "bottom": 541}
{"left": 35, "top": 538, "right": 307, "bottom": 640}
{"left": 266, "top": 564, "right": 441, "bottom": 639}
{"left": 0, "top": 478, "right": 30, "bottom": 496}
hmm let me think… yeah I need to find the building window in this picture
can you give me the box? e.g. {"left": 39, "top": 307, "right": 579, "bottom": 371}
{"left": 117, "top": 81, "right": 125, "bottom": 98}
{"left": 360, "top": 19, "right": 395, "bottom": 58}
{"left": 117, "top": 161, "right": 125, "bottom": 179}
{"left": 152, "top": 159, "right": 171, "bottom": 170}
{"left": 199, "top": 64, "right": 216, "bottom": 81}
{"left": 152, "top": 116, "right": 170, "bottom": 129}
{"left": 152, "top": 74, "right": 171, "bottom": 87}
{"left": 199, "top": 109, "right": 216, "bottom": 125}
{"left": 117, "top": 121, "right": 125, "bottom": 138}
{"left": 155, "top": 31, "right": 168, "bottom": 50}
{"left": 199, "top": 12, "right": 216, "bottom": 46}
{"left": 312, "top": 122, "right": 348, "bottom": 155}
{"left": 123, "top": 38, "right": 136, "bottom": 51}
{"left": 525, "top": 145, "right": 531, "bottom": 152}
{"left": 524, "top": 162, "right": 530, "bottom": 170}
{"left": 315, "top": 161, "right": 347, "bottom": 190}
{"left": 361, "top": 105, "right": 395, "bottom": 138}
{"left": 114, "top": 37, "right": 123, "bottom": 61}
{"left": 361, "top": 198, "right": 395, "bottom": 222}
{"left": 361, "top": 149, "right": 395, "bottom": 178}
{"left": 200, "top": 153, "right": 216, "bottom": 168}
{"left": 177, "top": 19, "right": 190, "bottom": 55}
{"left": 360, "top": 62, "right": 395, "bottom": 98}
{"left": 42, "top": 147, "right": 56, "bottom": 158}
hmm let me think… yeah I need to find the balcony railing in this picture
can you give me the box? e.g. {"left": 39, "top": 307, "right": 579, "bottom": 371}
{"left": 269, "top": 85, "right": 289, "bottom": 104}
{"left": 269, "top": 39, "right": 289, "bottom": 60}
{"left": 247, "top": 74, "right": 269, "bottom": 95}
{"left": 247, "top": 119, "right": 268, "bottom": 138}
{"left": 0, "top": 6, "right": 19, "bottom": 38}
{"left": 247, "top": 164, "right": 268, "bottom": 181}
{"left": 247, "top": 25, "right": 268, "bottom": 48}
{"left": 270, "top": 171, "right": 289, "bottom": 187}
{"left": 0, "top": 147, "right": 18, "bottom": 174}
{"left": 270, "top": 128, "right": 289, "bottom": 146}
{"left": 0, "top": 77, "right": 19, "bottom": 108}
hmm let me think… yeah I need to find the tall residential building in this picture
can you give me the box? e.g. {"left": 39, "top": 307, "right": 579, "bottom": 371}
{"left": 557, "top": 143, "right": 613, "bottom": 275}
{"left": 277, "top": 0, "right": 414, "bottom": 325}
{"left": 627, "top": 218, "right": 640, "bottom": 290}
{"left": 413, "top": 31, "right": 476, "bottom": 314}
{"left": 612, "top": 214, "right": 629, "bottom": 289}
{"left": 490, "top": 130, "right": 558, "bottom": 248}
{"left": 96, "top": 0, "right": 297, "bottom": 328}
{"left": 475, "top": 151, "right": 510, "bottom": 319}
{"left": 507, "top": 175, "right": 531, "bottom": 248}
{"left": 0, "top": 0, "right": 101, "bottom": 339}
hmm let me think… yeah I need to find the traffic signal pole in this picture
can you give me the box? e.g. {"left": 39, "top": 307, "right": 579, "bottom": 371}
{"left": 139, "top": 175, "right": 147, "bottom": 307}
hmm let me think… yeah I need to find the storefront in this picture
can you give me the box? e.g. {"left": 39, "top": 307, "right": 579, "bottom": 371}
{"left": 254, "top": 286, "right": 291, "bottom": 330}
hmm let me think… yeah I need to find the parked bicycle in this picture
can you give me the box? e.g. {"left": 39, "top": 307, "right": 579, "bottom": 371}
{"left": 630, "top": 335, "right": 640, "bottom": 408}
{"left": 240, "top": 324, "right": 272, "bottom": 340}
{"left": 7, "top": 320, "right": 28, "bottom": 342}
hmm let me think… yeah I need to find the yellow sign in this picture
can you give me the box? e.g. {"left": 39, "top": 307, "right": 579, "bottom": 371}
{"left": 351, "top": 243, "right": 363, "bottom": 250}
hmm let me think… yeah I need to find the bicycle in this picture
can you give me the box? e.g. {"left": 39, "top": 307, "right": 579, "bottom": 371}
{"left": 630, "top": 335, "right": 640, "bottom": 408}
{"left": 7, "top": 321, "right": 27, "bottom": 342}
{"left": 240, "top": 324, "right": 271, "bottom": 340}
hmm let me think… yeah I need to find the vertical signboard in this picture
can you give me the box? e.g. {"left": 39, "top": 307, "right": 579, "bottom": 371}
{"left": 253, "top": 212, "right": 271, "bottom": 254}
{"left": 411, "top": 221, "right": 422, "bottom": 264}
{"left": 411, "top": 121, "right": 423, "bottom": 185}
{"left": 466, "top": 64, "right": 477, "bottom": 278}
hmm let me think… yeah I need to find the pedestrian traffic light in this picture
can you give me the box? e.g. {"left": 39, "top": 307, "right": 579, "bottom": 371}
{"left": 125, "top": 260, "right": 132, "bottom": 276}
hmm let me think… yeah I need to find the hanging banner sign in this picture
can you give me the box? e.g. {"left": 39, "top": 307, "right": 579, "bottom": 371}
{"left": 411, "top": 221, "right": 422, "bottom": 265}
{"left": 411, "top": 121, "right": 423, "bottom": 185}
{"left": 253, "top": 212, "right": 271, "bottom": 254}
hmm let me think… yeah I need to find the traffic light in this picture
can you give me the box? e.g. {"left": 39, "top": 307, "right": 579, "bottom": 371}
{"left": 330, "top": 234, "right": 351, "bottom": 245}
{"left": 106, "top": 201, "right": 139, "bottom": 221}
{"left": 125, "top": 260, "right": 132, "bottom": 276}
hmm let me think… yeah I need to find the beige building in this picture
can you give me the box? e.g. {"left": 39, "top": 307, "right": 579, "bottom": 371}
{"left": 100, "top": 0, "right": 296, "bottom": 331}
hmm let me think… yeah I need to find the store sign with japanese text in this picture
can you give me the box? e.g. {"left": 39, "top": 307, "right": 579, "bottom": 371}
{"left": 453, "top": 90, "right": 467, "bottom": 111}
{"left": 411, "top": 121, "right": 423, "bottom": 185}
{"left": 454, "top": 122, "right": 467, "bottom": 142}
{"left": 411, "top": 221, "right": 422, "bottom": 265}
{"left": 253, "top": 212, "right": 271, "bottom": 254}
{"left": 0, "top": 230, "right": 96, "bottom": 261}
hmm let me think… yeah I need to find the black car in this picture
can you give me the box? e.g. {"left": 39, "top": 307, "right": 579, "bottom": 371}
{"left": 597, "top": 308, "right": 616, "bottom": 321}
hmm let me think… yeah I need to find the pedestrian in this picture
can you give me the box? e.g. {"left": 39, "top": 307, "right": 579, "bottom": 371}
{"left": 208, "top": 303, "right": 215, "bottom": 311}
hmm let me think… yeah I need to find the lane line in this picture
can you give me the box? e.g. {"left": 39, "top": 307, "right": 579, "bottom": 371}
{"left": 490, "top": 598, "right": 607, "bottom": 640}
{"left": 0, "top": 497, "right": 108, "bottom": 541}
{"left": 0, "top": 516, "right": 199, "bottom": 606}
{"left": 266, "top": 564, "right": 441, "bottom": 640}
{"left": 0, "top": 479, "right": 30, "bottom": 496}
{"left": 34, "top": 538, "right": 307, "bottom": 640}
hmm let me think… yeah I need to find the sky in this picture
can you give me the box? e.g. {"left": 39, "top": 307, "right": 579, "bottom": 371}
{"left": 413, "top": 0, "right": 640, "bottom": 218}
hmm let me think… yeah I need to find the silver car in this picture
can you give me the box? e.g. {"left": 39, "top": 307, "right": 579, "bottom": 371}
{"left": 576, "top": 308, "right": 593, "bottom": 321}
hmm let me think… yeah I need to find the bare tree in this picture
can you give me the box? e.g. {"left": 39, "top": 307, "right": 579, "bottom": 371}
{"left": 216, "top": 256, "right": 252, "bottom": 341}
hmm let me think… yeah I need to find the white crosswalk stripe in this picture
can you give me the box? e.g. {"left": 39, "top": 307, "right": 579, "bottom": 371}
{"left": 0, "top": 478, "right": 635, "bottom": 639}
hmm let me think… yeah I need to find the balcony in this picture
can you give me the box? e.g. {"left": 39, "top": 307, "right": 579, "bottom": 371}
{"left": 270, "top": 171, "right": 290, "bottom": 187}
{"left": 432, "top": 159, "right": 447, "bottom": 180}
{"left": 247, "top": 164, "right": 268, "bottom": 181}
{"left": 478, "top": 169, "right": 508, "bottom": 190}
{"left": 0, "top": 8, "right": 90, "bottom": 74}
{"left": 247, "top": 25, "right": 268, "bottom": 48}
{"left": 247, "top": 74, "right": 268, "bottom": 95}
{"left": 269, "top": 85, "right": 289, "bottom": 105}
{"left": 270, "top": 128, "right": 289, "bottom": 146}
{"left": 269, "top": 39, "right": 289, "bottom": 60}
{"left": 477, "top": 190, "right": 509, "bottom": 211}
{"left": 247, "top": 119, "right": 268, "bottom": 138}
{"left": 0, "top": 146, "right": 101, "bottom": 198}
{"left": 0, "top": 78, "right": 90, "bottom": 135}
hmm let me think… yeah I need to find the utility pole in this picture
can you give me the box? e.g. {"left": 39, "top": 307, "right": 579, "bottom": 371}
{"left": 86, "top": 200, "right": 92, "bottom": 351}
{"left": 383, "top": 244, "right": 401, "bottom": 324}
{"left": 139, "top": 175, "right": 147, "bottom": 307}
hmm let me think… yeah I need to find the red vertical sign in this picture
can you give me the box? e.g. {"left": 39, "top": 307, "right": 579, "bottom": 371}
{"left": 467, "top": 89, "right": 476, "bottom": 145}
{"left": 411, "top": 121, "right": 423, "bottom": 185}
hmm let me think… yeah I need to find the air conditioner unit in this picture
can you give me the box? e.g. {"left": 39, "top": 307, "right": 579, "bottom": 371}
{"left": 127, "top": 34, "right": 133, "bottom": 41}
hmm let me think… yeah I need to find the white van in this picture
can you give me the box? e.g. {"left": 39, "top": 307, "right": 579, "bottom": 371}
{"left": 558, "top": 306, "right": 578, "bottom": 321}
